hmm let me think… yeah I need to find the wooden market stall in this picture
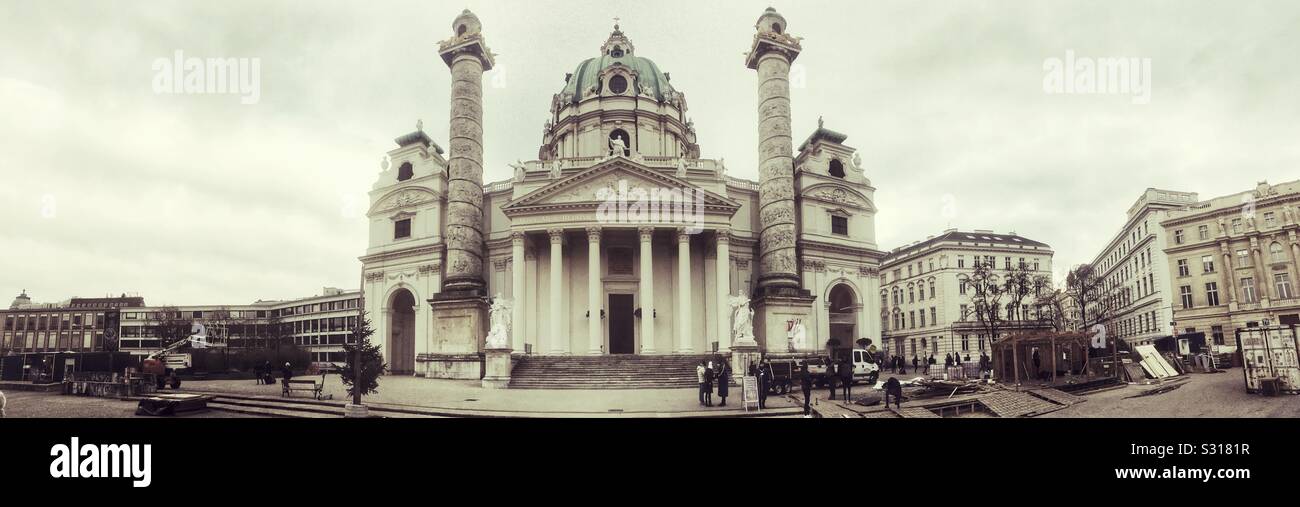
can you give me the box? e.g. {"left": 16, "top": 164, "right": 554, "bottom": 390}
{"left": 990, "top": 332, "right": 1103, "bottom": 385}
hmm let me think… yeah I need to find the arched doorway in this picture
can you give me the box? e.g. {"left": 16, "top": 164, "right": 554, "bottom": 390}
{"left": 388, "top": 289, "right": 416, "bottom": 374}
{"left": 827, "top": 283, "right": 859, "bottom": 359}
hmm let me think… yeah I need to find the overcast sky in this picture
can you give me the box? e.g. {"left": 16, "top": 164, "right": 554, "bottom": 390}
{"left": 2, "top": 0, "right": 1298, "bottom": 306}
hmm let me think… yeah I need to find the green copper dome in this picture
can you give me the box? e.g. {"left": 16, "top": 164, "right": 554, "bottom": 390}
{"left": 560, "top": 26, "right": 675, "bottom": 104}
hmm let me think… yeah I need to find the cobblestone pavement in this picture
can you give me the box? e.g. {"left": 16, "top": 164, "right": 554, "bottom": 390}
{"left": 182, "top": 375, "right": 801, "bottom": 416}
{"left": 1, "top": 390, "right": 261, "bottom": 418}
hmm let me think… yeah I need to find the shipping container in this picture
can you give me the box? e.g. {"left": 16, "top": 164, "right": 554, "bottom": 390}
{"left": 1234, "top": 326, "right": 1300, "bottom": 394}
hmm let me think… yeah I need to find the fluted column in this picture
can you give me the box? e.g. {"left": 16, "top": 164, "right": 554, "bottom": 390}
{"left": 716, "top": 229, "right": 732, "bottom": 352}
{"left": 438, "top": 10, "right": 495, "bottom": 293}
{"left": 1291, "top": 234, "right": 1300, "bottom": 279}
{"left": 639, "top": 227, "right": 656, "bottom": 354}
{"left": 548, "top": 228, "right": 566, "bottom": 354}
{"left": 677, "top": 228, "right": 694, "bottom": 353}
{"left": 587, "top": 226, "right": 602, "bottom": 355}
{"left": 511, "top": 231, "right": 526, "bottom": 351}
{"left": 746, "top": 8, "right": 802, "bottom": 290}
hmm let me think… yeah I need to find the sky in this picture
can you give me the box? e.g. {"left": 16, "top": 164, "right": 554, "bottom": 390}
{"left": 2, "top": 0, "right": 1298, "bottom": 305}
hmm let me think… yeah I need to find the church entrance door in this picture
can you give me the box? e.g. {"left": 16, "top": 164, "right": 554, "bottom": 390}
{"left": 609, "top": 294, "right": 635, "bottom": 354}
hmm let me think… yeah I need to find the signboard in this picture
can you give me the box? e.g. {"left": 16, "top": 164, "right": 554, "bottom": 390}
{"left": 742, "top": 375, "right": 760, "bottom": 411}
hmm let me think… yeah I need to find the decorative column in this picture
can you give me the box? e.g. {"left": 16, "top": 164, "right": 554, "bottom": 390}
{"left": 677, "top": 228, "right": 694, "bottom": 353}
{"left": 587, "top": 227, "right": 603, "bottom": 355}
{"left": 438, "top": 10, "right": 495, "bottom": 294}
{"left": 1290, "top": 232, "right": 1300, "bottom": 277}
{"left": 1220, "top": 244, "right": 1237, "bottom": 304}
{"left": 548, "top": 228, "right": 566, "bottom": 354}
{"left": 511, "top": 231, "right": 526, "bottom": 352}
{"left": 1252, "top": 239, "right": 1273, "bottom": 302}
{"left": 716, "top": 229, "right": 732, "bottom": 352}
{"left": 639, "top": 227, "right": 656, "bottom": 354}
{"left": 746, "top": 7, "right": 802, "bottom": 290}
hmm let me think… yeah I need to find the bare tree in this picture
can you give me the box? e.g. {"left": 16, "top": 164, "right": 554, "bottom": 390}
{"left": 152, "top": 305, "right": 188, "bottom": 348}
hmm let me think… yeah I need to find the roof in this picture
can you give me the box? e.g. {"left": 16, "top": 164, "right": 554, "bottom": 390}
{"left": 884, "top": 230, "right": 1052, "bottom": 262}
{"left": 560, "top": 26, "right": 675, "bottom": 104}
{"left": 797, "top": 126, "right": 848, "bottom": 152}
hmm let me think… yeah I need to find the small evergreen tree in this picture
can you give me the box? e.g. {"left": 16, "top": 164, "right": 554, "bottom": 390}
{"left": 339, "top": 312, "right": 386, "bottom": 401}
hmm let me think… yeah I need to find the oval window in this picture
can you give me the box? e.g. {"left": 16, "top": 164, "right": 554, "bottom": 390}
{"left": 608, "top": 75, "right": 628, "bottom": 94}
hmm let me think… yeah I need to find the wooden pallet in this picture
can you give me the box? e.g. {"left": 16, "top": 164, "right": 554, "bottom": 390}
{"left": 978, "top": 391, "right": 1060, "bottom": 418}
{"left": 894, "top": 406, "right": 940, "bottom": 418}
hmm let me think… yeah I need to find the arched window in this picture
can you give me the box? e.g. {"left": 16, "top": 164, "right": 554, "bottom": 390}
{"left": 828, "top": 159, "right": 846, "bottom": 178}
{"left": 457, "top": 24, "right": 467, "bottom": 36}
{"left": 1271, "top": 242, "right": 1286, "bottom": 263}
{"left": 397, "top": 162, "right": 413, "bottom": 181}
{"left": 772, "top": 23, "right": 782, "bottom": 34}
{"left": 610, "top": 46, "right": 624, "bottom": 58}
{"left": 609, "top": 129, "right": 631, "bottom": 156}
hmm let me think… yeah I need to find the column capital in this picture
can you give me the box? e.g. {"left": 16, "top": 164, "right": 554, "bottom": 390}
{"left": 638, "top": 226, "right": 655, "bottom": 242}
{"left": 716, "top": 228, "right": 731, "bottom": 244}
{"left": 438, "top": 10, "right": 495, "bottom": 70}
{"left": 586, "top": 226, "right": 602, "bottom": 243}
{"left": 547, "top": 228, "right": 565, "bottom": 244}
{"left": 676, "top": 227, "right": 692, "bottom": 244}
{"left": 511, "top": 230, "right": 526, "bottom": 245}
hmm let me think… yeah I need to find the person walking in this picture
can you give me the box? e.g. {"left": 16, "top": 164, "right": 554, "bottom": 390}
{"left": 281, "top": 362, "right": 293, "bottom": 383}
{"left": 839, "top": 356, "right": 854, "bottom": 401}
{"left": 826, "top": 359, "right": 838, "bottom": 400}
{"left": 696, "top": 361, "right": 707, "bottom": 406}
{"left": 979, "top": 352, "right": 991, "bottom": 379}
{"left": 883, "top": 377, "right": 903, "bottom": 410}
{"left": 716, "top": 360, "right": 731, "bottom": 407}
{"left": 800, "top": 364, "right": 813, "bottom": 417}
{"left": 912, "top": 355, "right": 919, "bottom": 374}
{"left": 702, "top": 361, "right": 715, "bottom": 407}
{"left": 757, "top": 361, "right": 770, "bottom": 409}
{"left": 944, "top": 353, "right": 954, "bottom": 369}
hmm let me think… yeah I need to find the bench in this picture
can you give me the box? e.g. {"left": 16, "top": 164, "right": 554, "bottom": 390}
{"left": 282, "top": 373, "right": 328, "bottom": 400}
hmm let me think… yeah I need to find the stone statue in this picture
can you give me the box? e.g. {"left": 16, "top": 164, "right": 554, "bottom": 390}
{"left": 791, "top": 320, "right": 807, "bottom": 351}
{"left": 729, "top": 294, "right": 755, "bottom": 342}
{"left": 1284, "top": 204, "right": 1295, "bottom": 225}
{"left": 549, "top": 160, "right": 563, "bottom": 179}
{"left": 509, "top": 159, "right": 527, "bottom": 182}
{"left": 852, "top": 152, "right": 862, "bottom": 170}
{"left": 609, "top": 136, "right": 627, "bottom": 157}
{"left": 675, "top": 157, "right": 687, "bottom": 178}
{"left": 1217, "top": 217, "right": 1227, "bottom": 235}
{"left": 485, "top": 294, "right": 512, "bottom": 349}
{"left": 416, "top": 119, "right": 423, "bottom": 132}
{"left": 817, "top": 115, "right": 824, "bottom": 129}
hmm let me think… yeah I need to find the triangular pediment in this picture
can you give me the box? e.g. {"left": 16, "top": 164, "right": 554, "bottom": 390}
{"left": 501, "top": 158, "right": 740, "bottom": 215}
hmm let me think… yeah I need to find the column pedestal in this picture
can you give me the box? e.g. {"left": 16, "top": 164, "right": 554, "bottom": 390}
{"left": 423, "top": 293, "right": 489, "bottom": 379}
{"left": 482, "top": 347, "right": 513, "bottom": 389}
{"left": 751, "top": 286, "right": 816, "bottom": 355}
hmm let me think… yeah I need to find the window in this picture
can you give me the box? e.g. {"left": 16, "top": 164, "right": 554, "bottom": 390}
{"left": 394, "top": 218, "right": 411, "bottom": 239}
{"left": 1237, "top": 249, "right": 1251, "bottom": 267}
{"left": 1264, "top": 212, "right": 1276, "bottom": 228}
{"left": 1179, "top": 285, "right": 1193, "bottom": 309}
{"left": 397, "top": 162, "right": 413, "bottom": 181}
{"left": 831, "top": 215, "right": 848, "bottom": 235}
{"left": 929, "top": 281, "right": 936, "bottom": 298}
{"left": 1211, "top": 325, "right": 1225, "bottom": 346}
{"left": 1206, "top": 282, "right": 1220, "bottom": 306}
{"left": 1271, "top": 242, "right": 1286, "bottom": 263}
{"left": 1237, "top": 279, "right": 1258, "bottom": 302}
{"left": 1174, "top": 230, "right": 1184, "bottom": 244}
{"left": 957, "top": 256, "right": 965, "bottom": 268}
{"left": 930, "top": 307, "right": 936, "bottom": 325}
{"left": 959, "top": 280, "right": 967, "bottom": 295}
{"left": 1198, "top": 225, "right": 1209, "bottom": 240}
{"left": 1276, "top": 274, "right": 1294, "bottom": 299}
{"left": 1201, "top": 255, "right": 1215, "bottom": 273}
{"left": 961, "top": 334, "right": 969, "bottom": 352}
{"left": 1004, "top": 257, "right": 1012, "bottom": 270}
{"left": 960, "top": 304, "right": 968, "bottom": 320}
{"left": 607, "top": 75, "right": 628, "bottom": 94}
{"left": 828, "top": 159, "right": 846, "bottom": 178}
{"left": 919, "top": 311, "right": 925, "bottom": 327}
{"left": 1231, "top": 218, "right": 1242, "bottom": 234}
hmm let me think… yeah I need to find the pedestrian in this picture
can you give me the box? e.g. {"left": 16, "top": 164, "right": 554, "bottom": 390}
{"left": 839, "top": 356, "right": 854, "bottom": 401}
{"left": 883, "top": 377, "right": 902, "bottom": 410}
{"left": 945, "top": 353, "right": 954, "bottom": 368}
{"left": 703, "top": 361, "right": 715, "bottom": 407}
{"left": 894, "top": 355, "right": 903, "bottom": 374}
{"left": 926, "top": 355, "right": 935, "bottom": 374}
{"left": 800, "top": 363, "right": 814, "bottom": 417}
{"left": 912, "top": 355, "right": 919, "bottom": 374}
{"left": 757, "top": 360, "right": 770, "bottom": 409}
{"left": 826, "top": 359, "right": 838, "bottom": 400}
{"left": 281, "top": 362, "right": 293, "bottom": 383}
{"left": 715, "top": 360, "right": 731, "bottom": 407}
{"left": 1032, "top": 349, "right": 1041, "bottom": 378}
{"left": 697, "top": 361, "right": 707, "bottom": 406}
{"left": 979, "top": 352, "right": 991, "bottom": 379}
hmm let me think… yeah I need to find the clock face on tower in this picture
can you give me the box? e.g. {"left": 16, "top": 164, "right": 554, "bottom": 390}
{"left": 608, "top": 75, "right": 628, "bottom": 94}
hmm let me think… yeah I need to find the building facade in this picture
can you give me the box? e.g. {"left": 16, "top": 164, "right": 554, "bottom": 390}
{"left": 360, "top": 10, "right": 885, "bottom": 377}
{"left": 1088, "top": 189, "right": 1199, "bottom": 346}
{"left": 2, "top": 292, "right": 144, "bottom": 355}
{"left": 118, "top": 288, "right": 361, "bottom": 364}
{"left": 879, "top": 230, "right": 1054, "bottom": 362}
{"left": 1160, "top": 180, "right": 1300, "bottom": 347}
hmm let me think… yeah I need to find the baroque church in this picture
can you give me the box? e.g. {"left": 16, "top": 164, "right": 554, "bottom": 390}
{"left": 359, "top": 8, "right": 884, "bottom": 381}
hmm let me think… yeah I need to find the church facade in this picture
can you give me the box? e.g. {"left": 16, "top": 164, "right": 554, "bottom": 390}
{"left": 359, "top": 9, "right": 884, "bottom": 379}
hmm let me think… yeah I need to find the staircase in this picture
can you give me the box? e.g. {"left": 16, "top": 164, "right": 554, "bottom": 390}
{"left": 509, "top": 354, "right": 712, "bottom": 389}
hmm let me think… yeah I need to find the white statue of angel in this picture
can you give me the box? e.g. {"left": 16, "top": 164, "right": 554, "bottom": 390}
{"left": 485, "top": 294, "right": 512, "bottom": 349}
{"left": 729, "top": 294, "right": 755, "bottom": 342}
{"left": 609, "top": 136, "right": 627, "bottom": 157}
